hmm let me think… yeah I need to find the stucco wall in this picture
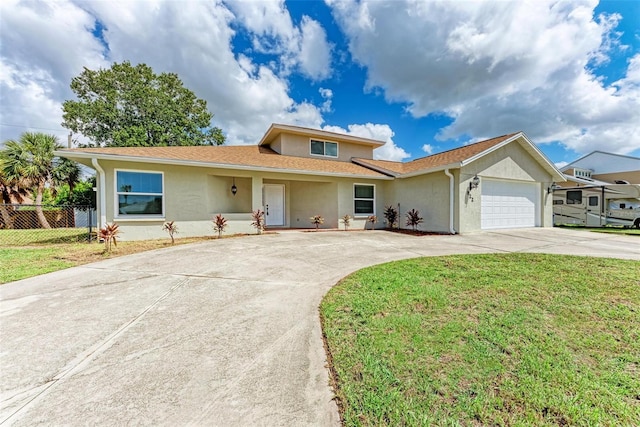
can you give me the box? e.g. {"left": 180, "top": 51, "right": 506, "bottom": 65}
{"left": 383, "top": 172, "right": 453, "bottom": 232}
{"left": 457, "top": 141, "right": 554, "bottom": 232}
{"left": 277, "top": 133, "right": 373, "bottom": 161}
{"left": 95, "top": 159, "right": 389, "bottom": 239}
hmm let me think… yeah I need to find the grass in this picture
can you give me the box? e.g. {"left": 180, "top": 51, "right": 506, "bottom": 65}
{"left": 321, "top": 253, "right": 640, "bottom": 426}
{"left": 556, "top": 225, "right": 640, "bottom": 236}
{"left": 0, "top": 235, "right": 220, "bottom": 284}
{"left": 0, "top": 228, "right": 91, "bottom": 245}
{"left": 589, "top": 228, "right": 640, "bottom": 236}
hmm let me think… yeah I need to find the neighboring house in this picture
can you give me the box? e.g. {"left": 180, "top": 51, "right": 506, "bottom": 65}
{"left": 558, "top": 151, "right": 640, "bottom": 187}
{"left": 56, "top": 124, "right": 564, "bottom": 240}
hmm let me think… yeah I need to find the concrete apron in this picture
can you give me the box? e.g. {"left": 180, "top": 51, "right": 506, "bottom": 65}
{"left": 1, "top": 228, "right": 638, "bottom": 426}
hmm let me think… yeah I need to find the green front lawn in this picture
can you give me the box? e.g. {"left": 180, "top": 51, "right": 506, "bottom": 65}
{"left": 0, "top": 236, "right": 216, "bottom": 284}
{"left": 321, "top": 254, "right": 640, "bottom": 426}
{"left": 0, "top": 228, "right": 90, "bottom": 245}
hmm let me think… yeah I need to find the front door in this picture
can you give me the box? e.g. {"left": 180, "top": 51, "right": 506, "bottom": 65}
{"left": 264, "top": 184, "right": 285, "bottom": 226}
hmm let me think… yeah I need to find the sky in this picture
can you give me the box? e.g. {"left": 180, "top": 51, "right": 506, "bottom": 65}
{"left": 1, "top": 0, "right": 639, "bottom": 168}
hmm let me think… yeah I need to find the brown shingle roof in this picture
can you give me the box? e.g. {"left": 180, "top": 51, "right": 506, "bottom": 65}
{"left": 59, "top": 145, "right": 388, "bottom": 178}
{"left": 355, "top": 133, "right": 520, "bottom": 175}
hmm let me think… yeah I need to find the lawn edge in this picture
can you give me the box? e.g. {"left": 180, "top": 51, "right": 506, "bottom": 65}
{"left": 319, "top": 301, "right": 346, "bottom": 425}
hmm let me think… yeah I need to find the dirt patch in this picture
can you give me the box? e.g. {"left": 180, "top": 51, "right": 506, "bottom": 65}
{"left": 385, "top": 228, "right": 451, "bottom": 236}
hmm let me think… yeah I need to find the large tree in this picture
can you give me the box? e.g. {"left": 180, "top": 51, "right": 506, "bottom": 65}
{"left": 61, "top": 61, "right": 225, "bottom": 147}
{"left": 0, "top": 132, "right": 78, "bottom": 229}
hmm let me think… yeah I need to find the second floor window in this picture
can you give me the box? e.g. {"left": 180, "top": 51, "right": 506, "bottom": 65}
{"left": 310, "top": 139, "right": 338, "bottom": 157}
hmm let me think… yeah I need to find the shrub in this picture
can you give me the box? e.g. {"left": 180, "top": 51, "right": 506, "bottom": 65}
{"left": 251, "top": 209, "right": 265, "bottom": 234}
{"left": 406, "top": 209, "right": 423, "bottom": 231}
{"left": 99, "top": 222, "right": 120, "bottom": 251}
{"left": 341, "top": 214, "right": 352, "bottom": 231}
{"left": 310, "top": 215, "right": 324, "bottom": 231}
{"left": 213, "top": 214, "right": 227, "bottom": 238}
{"left": 383, "top": 205, "right": 399, "bottom": 229}
{"left": 162, "top": 221, "right": 178, "bottom": 244}
{"left": 367, "top": 215, "right": 377, "bottom": 230}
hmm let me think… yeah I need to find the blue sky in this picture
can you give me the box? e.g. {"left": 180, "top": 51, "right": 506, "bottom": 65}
{"left": 1, "top": 0, "right": 639, "bottom": 167}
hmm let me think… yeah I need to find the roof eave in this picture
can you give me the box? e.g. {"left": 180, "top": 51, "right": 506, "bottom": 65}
{"left": 54, "top": 151, "right": 393, "bottom": 180}
{"left": 398, "top": 163, "right": 462, "bottom": 178}
{"left": 351, "top": 158, "right": 400, "bottom": 177}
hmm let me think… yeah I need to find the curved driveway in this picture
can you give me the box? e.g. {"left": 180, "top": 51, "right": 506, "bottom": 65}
{"left": 1, "top": 228, "right": 639, "bottom": 426}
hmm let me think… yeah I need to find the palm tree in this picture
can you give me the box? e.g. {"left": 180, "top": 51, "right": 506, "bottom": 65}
{"left": 0, "top": 132, "right": 64, "bottom": 228}
{"left": 52, "top": 157, "right": 82, "bottom": 203}
{"left": 0, "top": 158, "right": 29, "bottom": 228}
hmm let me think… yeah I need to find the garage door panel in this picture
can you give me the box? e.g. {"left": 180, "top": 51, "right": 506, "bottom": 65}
{"left": 481, "top": 180, "right": 538, "bottom": 230}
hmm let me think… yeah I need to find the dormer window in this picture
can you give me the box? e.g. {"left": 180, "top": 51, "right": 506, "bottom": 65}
{"left": 574, "top": 168, "right": 592, "bottom": 179}
{"left": 310, "top": 139, "right": 338, "bottom": 158}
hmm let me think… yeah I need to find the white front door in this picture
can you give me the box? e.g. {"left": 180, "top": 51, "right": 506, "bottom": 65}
{"left": 264, "top": 184, "right": 285, "bottom": 226}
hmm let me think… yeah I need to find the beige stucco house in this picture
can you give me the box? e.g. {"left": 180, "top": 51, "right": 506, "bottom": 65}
{"left": 56, "top": 124, "right": 564, "bottom": 240}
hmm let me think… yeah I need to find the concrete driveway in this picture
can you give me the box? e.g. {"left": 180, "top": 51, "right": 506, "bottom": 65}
{"left": 1, "top": 228, "right": 638, "bottom": 426}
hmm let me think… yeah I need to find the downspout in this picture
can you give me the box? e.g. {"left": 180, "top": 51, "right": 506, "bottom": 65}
{"left": 91, "top": 158, "right": 107, "bottom": 229}
{"left": 444, "top": 168, "right": 456, "bottom": 234}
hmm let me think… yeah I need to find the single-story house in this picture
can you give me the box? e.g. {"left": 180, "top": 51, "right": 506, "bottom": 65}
{"left": 557, "top": 151, "right": 640, "bottom": 187}
{"left": 56, "top": 124, "right": 565, "bottom": 240}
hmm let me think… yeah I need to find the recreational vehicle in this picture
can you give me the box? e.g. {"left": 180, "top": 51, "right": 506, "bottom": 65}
{"left": 553, "top": 184, "right": 640, "bottom": 227}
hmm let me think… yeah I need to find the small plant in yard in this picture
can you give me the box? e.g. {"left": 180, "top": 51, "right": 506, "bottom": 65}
{"left": 383, "top": 205, "right": 399, "bottom": 228}
{"left": 341, "top": 214, "right": 352, "bottom": 231}
{"left": 251, "top": 209, "right": 265, "bottom": 234}
{"left": 212, "top": 214, "right": 227, "bottom": 238}
{"left": 99, "top": 222, "right": 120, "bottom": 251}
{"left": 406, "top": 208, "right": 423, "bottom": 231}
{"left": 310, "top": 214, "right": 324, "bottom": 231}
{"left": 162, "top": 221, "right": 178, "bottom": 244}
{"left": 367, "top": 215, "right": 377, "bottom": 230}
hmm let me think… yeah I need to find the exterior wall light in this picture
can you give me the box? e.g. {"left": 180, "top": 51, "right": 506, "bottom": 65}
{"left": 469, "top": 175, "right": 480, "bottom": 191}
{"left": 547, "top": 183, "right": 559, "bottom": 194}
{"left": 231, "top": 177, "right": 237, "bottom": 196}
{"left": 467, "top": 175, "right": 480, "bottom": 202}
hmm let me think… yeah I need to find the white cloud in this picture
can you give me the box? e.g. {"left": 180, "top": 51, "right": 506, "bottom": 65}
{"left": 421, "top": 144, "right": 433, "bottom": 155}
{"left": 319, "top": 87, "right": 333, "bottom": 112}
{"left": 323, "top": 123, "right": 410, "bottom": 161}
{"left": 298, "top": 16, "right": 332, "bottom": 80}
{"left": 555, "top": 161, "right": 569, "bottom": 169}
{"left": 0, "top": 0, "right": 327, "bottom": 147}
{"left": 225, "top": 0, "right": 332, "bottom": 80}
{"left": 0, "top": 0, "right": 107, "bottom": 144}
{"left": 327, "top": 0, "right": 640, "bottom": 156}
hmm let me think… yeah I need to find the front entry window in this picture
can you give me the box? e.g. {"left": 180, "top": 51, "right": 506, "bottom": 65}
{"left": 116, "top": 170, "right": 164, "bottom": 216}
{"left": 354, "top": 184, "right": 375, "bottom": 216}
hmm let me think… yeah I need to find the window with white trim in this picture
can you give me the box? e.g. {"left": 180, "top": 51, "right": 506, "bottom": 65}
{"left": 116, "top": 170, "right": 164, "bottom": 216}
{"left": 354, "top": 184, "right": 375, "bottom": 216}
{"left": 310, "top": 139, "right": 338, "bottom": 157}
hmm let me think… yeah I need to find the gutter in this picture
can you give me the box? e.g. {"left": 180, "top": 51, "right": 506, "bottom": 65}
{"left": 444, "top": 168, "right": 456, "bottom": 234}
{"left": 91, "top": 158, "right": 107, "bottom": 229}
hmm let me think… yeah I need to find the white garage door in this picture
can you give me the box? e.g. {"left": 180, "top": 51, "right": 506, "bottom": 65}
{"left": 481, "top": 179, "right": 539, "bottom": 230}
